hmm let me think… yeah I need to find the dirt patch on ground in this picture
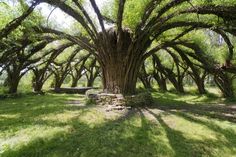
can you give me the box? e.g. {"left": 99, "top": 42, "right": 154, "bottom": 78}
{"left": 67, "top": 100, "right": 83, "bottom": 105}
{"left": 95, "top": 105, "right": 133, "bottom": 120}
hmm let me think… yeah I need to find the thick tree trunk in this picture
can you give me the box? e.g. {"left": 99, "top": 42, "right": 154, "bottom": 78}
{"left": 153, "top": 73, "right": 167, "bottom": 91}
{"left": 168, "top": 76, "right": 184, "bottom": 93}
{"left": 214, "top": 72, "right": 234, "bottom": 98}
{"left": 5, "top": 69, "right": 21, "bottom": 94}
{"left": 97, "top": 28, "right": 150, "bottom": 95}
{"left": 102, "top": 62, "right": 140, "bottom": 94}
{"left": 159, "top": 80, "right": 167, "bottom": 91}
{"left": 54, "top": 82, "right": 63, "bottom": 91}
{"left": 87, "top": 78, "right": 94, "bottom": 87}
{"left": 54, "top": 76, "right": 63, "bottom": 92}
{"left": 33, "top": 81, "right": 44, "bottom": 93}
{"left": 32, "top": 69, "right": 51, "bottom": 93}
{"left": 175, "top": 82, "right": 185, "bottom": 93}
{"left": 6, "top": 75, "right": 20, "bottom": 94}
{"left": 8, "top": 80, "right": 20, "bottom": 94}
{"left": 195, "top": 78, "right": 206, "bottom": 94}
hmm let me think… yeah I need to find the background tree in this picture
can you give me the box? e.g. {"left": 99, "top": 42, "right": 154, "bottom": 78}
{"left": 36, "top": 0, "right": 236, "bottom": 94}
{"left": 69, "top": 52, "right": 91, "bottom": 87}
{"left": 32, "top": 42, "right": 74, "bottom": 93}
{"left": 84, "top": 57, "right": 100, "bottom": 87}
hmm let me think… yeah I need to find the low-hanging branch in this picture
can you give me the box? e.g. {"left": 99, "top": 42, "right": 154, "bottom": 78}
{"left": 0, "top": 0, "right": 40, "bottom": 40}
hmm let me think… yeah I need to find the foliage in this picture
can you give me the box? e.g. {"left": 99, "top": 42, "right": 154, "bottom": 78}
{"left": 125, "top": 91, "right": 154, "bottom": 107}
{"left": 85, "top": 97, "right": 96, "bottom": 105}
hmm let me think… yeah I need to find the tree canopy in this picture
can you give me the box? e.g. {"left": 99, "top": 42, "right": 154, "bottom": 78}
{"left": 0, "top": 0, "right": 236, "bottom": 96}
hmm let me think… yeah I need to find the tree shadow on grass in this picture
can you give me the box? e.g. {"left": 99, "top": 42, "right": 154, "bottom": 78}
{"left": 1, "top": 109, "right": 174, "bottom": 157}
{"left": 145, "top": 109, "right": 236, "bottom": 157}
{"left": 151, "top": 94, "right": 236, "bottom": 123}
{"left": 1, "top": 93, "right": 236, "bottom": 157}
{"left": 169, "top": 111, "right": 236, "bottom": 149}
{"left": 0, "top": 94, "right": 90, "bottom": 132}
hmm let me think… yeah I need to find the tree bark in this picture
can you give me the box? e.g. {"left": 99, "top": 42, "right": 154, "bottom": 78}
{"left": 153, "top": 72, "right": 167, "bottom": 91}
{"left": 6, "top": 74, "right": 21, "bottom": 94}
{"left": 97, "top": 28, "right": 150, "bottom": 95}
{"left": 54, "top": 76, "right": 64, "bottom": 91}
{"left": 33, "top": 81, "right": 44, "bottom": 93}
{"left": 214, "top": 72, "right": 234, "bottom": 98}
{"left": 102, "top": 61, "right": 141, "bottom": 94}
{"left": 71, "top": 79, "right": 79, "bottom": 87}
{"left": 138, "top": 64, "right": 152, "bottom": 89}
{"left": 196, "top": 80, "right": 206, "bottom": 94}
{"left": 139, "top": 77, "right": 152, "bottom": 89}
{"left": 87, "top": 78, "right": 94, "bottom": 87}
{"left": 8, "top": 79, "right": 20, "bottom": 94}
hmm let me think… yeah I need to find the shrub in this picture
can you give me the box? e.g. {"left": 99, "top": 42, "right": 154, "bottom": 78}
{"left": 85, "top": 98, "right": 97, "bottom": 106}
{"left": 125, "top": 92, "right": 154, "bottom": 107}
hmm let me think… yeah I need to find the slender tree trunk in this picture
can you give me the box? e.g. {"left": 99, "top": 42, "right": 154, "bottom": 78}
{"left": 139, "top": 77, "right": 152, "bottom": 89}
{"left": 71, "top": 79, "right": 79, "bottom": 87}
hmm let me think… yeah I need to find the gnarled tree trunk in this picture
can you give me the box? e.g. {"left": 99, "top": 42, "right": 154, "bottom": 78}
{"left": 32, "top": 69, "right": 51, "bottom": 93}
{"left": 71, "top": 79, "right": 79, "bottom": 87}
{"left": 153, "top": 72, "right": 167, "bottom": 91}
{"left": 101, "top": 60, "right": 141, "bottom": 94}
{"left": 97, "top": 28, "right": 151, "bottom": 95}
{"left": 214, "top": 72, "right": 234, "bottom": 98}
{"left": 5, "top": 66, "right": 22, "bottom": 94}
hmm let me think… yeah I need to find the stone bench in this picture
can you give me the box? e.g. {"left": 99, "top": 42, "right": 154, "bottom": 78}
{"left": 51, "top": 87, "right": 98, "bottom": 94}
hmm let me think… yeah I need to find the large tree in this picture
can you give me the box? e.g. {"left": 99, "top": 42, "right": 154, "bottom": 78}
{"left": 3, "top": 0, "right": 236, "bottom": 95}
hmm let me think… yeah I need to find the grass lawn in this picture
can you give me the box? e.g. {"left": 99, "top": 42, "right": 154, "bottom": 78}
{"left": 0, "top": 92, "right": 236, "bottom": 157}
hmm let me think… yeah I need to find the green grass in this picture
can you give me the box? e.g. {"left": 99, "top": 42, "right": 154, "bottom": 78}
{"left": 0, "top": 92, "right": 236, "bottom": 157}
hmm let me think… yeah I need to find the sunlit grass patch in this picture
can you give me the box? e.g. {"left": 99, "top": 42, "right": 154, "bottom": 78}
{"left": 38, "top": 110, "right": 82, "bottom": 123}
{"left": 162, "top": 113, "right": 218, "bottom": 140}
{"left": 0, "top": 92, "right": 236, "bottom": 157}
{"left": 0, "top": 125, "right": 71, "bottom": 155}
{"left": 152, "top": 91, "right": 221, "bottom": 105}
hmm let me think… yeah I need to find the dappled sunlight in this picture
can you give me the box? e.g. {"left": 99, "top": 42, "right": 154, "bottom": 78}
{"left": 77, "top": 109, "right": 106, "bottom": 127}
{"left": 162, "top": 114, "right": 218, "bottom": 141}
{"left": 142, "top": 108, "right": 236, "bottom": 157}
{"left": 0, "top": 125, "right": 71, "bottom": 155}
{"left": 152, "top": 92, "right": 222, "bottom": 105}
{"left": 0, "top": 93, "right": 236, "bottom": 156}
{"left": 38, "top": 110, "right": 82, "bottom": 123}
{"left": 0, "top": 114, "right": 20, "bottom": 119}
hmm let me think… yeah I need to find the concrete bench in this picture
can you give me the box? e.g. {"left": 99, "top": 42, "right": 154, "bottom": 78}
{"left": 51, "top": 87, "right": 98, "bottom": 94}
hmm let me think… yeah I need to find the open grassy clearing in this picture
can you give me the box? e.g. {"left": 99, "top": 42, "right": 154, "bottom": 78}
{"left": 0, "top": 92, "right": 236, "bottom": 157}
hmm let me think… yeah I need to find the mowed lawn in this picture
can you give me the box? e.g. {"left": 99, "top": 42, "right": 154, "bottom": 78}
{"left": 0, "top": 93, "right": 236, "bottom": 157}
